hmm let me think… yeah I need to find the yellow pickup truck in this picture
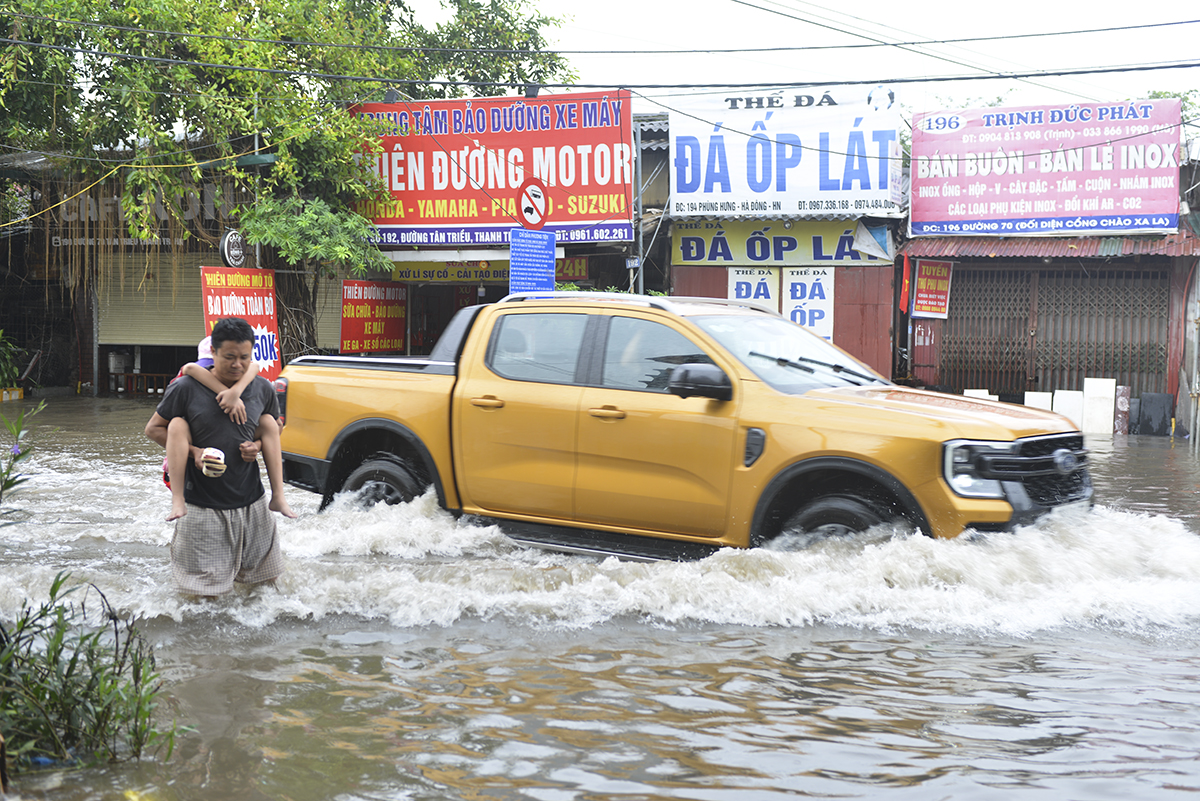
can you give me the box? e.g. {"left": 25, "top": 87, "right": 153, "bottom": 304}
{"left": 277, "top": 293, "right": 1091, "bottom": 559}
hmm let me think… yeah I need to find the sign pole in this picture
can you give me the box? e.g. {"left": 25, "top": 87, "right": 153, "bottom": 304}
{"left": 635, "top": 122, "right": 644, "bottom": 294}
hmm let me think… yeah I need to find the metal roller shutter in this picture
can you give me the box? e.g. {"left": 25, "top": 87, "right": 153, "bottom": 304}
{"left": 940, "top": 264, "right": 1168, "bottom": 397}
{"left": 96, "top": 254, "right": 208, "bottom": 346}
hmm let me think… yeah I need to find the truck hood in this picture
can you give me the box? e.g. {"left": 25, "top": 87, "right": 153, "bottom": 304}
{"left": 805, "top": 385, "right": 1080, "bottom": 440}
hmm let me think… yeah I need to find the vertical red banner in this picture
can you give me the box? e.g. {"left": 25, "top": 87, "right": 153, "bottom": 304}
{"left": 911, "top": 260, "right": 954, "bottom": 319}
{"left": 200, "top": 266, "right": 282, "bottom": 380}
{"left": 454, "top": 285, "right": 477, "bottom": 310}
{"left": 340, "top": 280, "right": 407, "bottom": 353}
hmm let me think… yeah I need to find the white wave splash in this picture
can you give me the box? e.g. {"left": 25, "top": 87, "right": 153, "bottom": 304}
{"left": 7, "top": 490, "right": 1198, "bottom": 634}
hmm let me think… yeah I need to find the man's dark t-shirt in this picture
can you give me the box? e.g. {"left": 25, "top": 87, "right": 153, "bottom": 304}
{"left": 156, "top": 375, "right": 280, "bottom": 509}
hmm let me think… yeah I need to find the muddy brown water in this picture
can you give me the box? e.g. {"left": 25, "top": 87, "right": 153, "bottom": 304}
{"left": 3, "top": 395, "right": 1200, "bottom": 800}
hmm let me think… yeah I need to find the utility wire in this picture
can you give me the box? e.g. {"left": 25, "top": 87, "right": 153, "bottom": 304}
{"left": 0, "top": 81, "right": 385, "bottom": 227}
{"left": 5, "top": 10, "right": 1197, "bottom": 56}
{"left": 0, "top": 36, "right": 395, "bottom": 85}
{"left": 3, "top": 35, "right": 1199, "bottom": 90}
{"left": 727, "top": 0, "right": 1116, "bottom": 104}
{"left": 4, "top": 75, "right": 336, "bottom": 105}
{"left": 734, "top": 0, "right": 1075, "bottom": 103}
{"left": 620, "top": 60, "right": 1200, "bottom": 90}
{"left": 727, "top": 0, "right": 1062, "bottom": 85}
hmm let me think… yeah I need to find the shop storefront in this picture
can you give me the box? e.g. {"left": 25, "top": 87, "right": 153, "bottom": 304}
{"left": 663, "top": 85, "right": 906, "bottom": 377}
{"left": 903, "top": 96, "right": 1197, "bottom": 411}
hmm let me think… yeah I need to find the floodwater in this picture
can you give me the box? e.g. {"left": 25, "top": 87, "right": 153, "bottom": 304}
{"left": 3, "top": 395, "right": 1200, "bottom": 800}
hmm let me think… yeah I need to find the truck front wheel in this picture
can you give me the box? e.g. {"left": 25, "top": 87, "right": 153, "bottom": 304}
{"left": 342, "top": 457, "right": 421, "bottom": 508}
{"left": 777, "top": 495, "right": 887, "bottom": 545}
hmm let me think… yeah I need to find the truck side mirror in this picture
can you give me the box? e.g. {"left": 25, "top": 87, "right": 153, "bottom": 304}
{"left": 668, "top": 363, "right": 732, "bottom": 401}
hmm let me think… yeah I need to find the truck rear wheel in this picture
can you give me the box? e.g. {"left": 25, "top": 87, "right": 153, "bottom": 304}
{"left": 343, "top": 457, "right": 421, "bottom": 508}
{"left": 777, "top": 495, "right": 887, "bottom": 544}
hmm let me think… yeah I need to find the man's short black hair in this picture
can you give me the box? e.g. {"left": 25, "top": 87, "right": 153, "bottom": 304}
{"left": 210, "top": 317, "right": 255, "bottom": 350}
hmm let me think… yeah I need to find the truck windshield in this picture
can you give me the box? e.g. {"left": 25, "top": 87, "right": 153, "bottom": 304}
{"left": 691, "top": 315, "right": 889, "bottom": 394}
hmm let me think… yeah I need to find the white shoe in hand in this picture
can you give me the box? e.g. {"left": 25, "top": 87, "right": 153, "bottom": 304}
{"left": 201, "top": 447, "right": 226, "bottom": 478}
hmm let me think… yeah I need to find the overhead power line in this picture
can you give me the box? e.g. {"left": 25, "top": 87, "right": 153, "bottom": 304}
{"left": 3, "top": 35, "right": 1200, "bottom": 90}
{"left": 725, "top": 0, "right": 1042, "bottom": 84}
{"left": 728, "top": 0, "right": 1094, "bottom": 103}
{"left": 0, "top": 36, "right": 399, "bottom": 85}
{"left": 5, "top": 10, "right": 1199, "bottom": 57}
{"left": 4, "top": 76, "right": 333, "bottom": 105}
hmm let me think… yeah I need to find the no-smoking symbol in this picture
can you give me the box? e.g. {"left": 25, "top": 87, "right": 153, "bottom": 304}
{"left": 517, "top": 177, "right": 549, "bottom": 231}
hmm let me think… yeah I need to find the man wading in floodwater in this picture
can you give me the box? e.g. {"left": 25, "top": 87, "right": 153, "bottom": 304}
{"left": 144, "top": 317, "right": 292, "bottom": 597}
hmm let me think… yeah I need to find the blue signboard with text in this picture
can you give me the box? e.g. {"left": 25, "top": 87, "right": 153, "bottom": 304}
{"left": 508, "top": 228, "right": 557, "bottom": 293}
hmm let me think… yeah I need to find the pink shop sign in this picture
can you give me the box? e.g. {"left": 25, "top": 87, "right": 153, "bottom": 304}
{"left": 910, "top": 98, "right": 1182, "bottom": 237}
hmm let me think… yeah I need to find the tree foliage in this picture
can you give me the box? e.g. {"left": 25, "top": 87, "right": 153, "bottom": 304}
{"left": 0, "top": 0, "right": 572, "bottom": 332}
{"left": 1145, "top": 88, "right": 1199, "bottom": 133}
{"left": 405, "top": 0, "right": 574, "bottom": 99}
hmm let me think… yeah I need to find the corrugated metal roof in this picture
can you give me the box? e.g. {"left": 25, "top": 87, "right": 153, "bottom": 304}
{"left": 0, "top": 151, "right": 55, "bottom": 171}
{"left": 636, "top": 115, "right": 669, "bottom": 133}
{"left": 0, "top": 151, "right": 57, "bottom": 180}
{"left": 903, "top": 214, "right": 1200, "bottom": 258}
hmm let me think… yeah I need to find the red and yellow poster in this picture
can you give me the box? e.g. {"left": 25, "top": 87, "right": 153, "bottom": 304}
{"left": 200, "top": 267, "right": 282, "bottom": 381}
{"left": 340, "top": 280, "right": 406, "bottom": 353}
{"left": 911, "top": 259, "right": 953, "bottom": 319}
{"left": 353, "top": 91, "right": 634, "bottom": 247}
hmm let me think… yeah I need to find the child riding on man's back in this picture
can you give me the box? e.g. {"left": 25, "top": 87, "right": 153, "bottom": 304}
{"left": 163, "top": 336, "right": 293, "bottom": 522}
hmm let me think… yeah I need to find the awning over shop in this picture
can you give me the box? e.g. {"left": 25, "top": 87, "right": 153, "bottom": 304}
{"left": 902, "top": 214, "right": 1200, "bottom": 259}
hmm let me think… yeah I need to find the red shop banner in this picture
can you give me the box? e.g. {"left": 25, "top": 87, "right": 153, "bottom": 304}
{"left": 911, "top": 260, "right": 953, "bottom": 319}
{"left": 200, "top": 267, "right": 282, "bottom": 381}
{"left": 340, "top": 280, "right": 406, "bottom": 354}
{"left": 352, "top": 91, "right": 635, "bottom": 247}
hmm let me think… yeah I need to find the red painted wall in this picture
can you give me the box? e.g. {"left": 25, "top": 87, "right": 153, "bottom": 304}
{"left": 831, "top": 262, "right": 894, "bottom": 377}
{"left": 671, "top": 265, "right": 728, "bottom": 299}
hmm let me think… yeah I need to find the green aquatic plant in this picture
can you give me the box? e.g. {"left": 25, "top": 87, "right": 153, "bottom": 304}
{"left": 0, "top": 573, "right": 177, "bottom": 775}
{"left": 0, "top": 398, "right": 45, "bottom": 507}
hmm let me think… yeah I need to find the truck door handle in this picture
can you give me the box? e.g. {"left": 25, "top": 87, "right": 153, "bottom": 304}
{"left": 588, "top": 406, "right": 626, "bottom": 419}
{"left": 470, "top": 396, "right": 505, "bottom": 408}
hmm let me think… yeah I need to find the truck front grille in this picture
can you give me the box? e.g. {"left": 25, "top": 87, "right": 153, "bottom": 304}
{"left": 979, "top": 434, "right": 1092, "bottom": 507}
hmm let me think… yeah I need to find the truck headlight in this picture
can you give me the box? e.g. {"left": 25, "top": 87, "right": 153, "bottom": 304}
{"left": 943, "top": 439, "right": 1014, "bottom": 499}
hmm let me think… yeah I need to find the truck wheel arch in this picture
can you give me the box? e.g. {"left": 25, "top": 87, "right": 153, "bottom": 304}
{"left": 749, "top": 456, "right": 931, "bottom": 547}
{"left": 323, "top": 419, "right": 445, "bottom": 510}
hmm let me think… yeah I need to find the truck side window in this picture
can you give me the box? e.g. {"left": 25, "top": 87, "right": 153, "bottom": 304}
{"left": 488, "top": 313, "right": 588, "bottom": 384}
{"left": 602, "top": 317, "right": 713, "bottom": 392}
